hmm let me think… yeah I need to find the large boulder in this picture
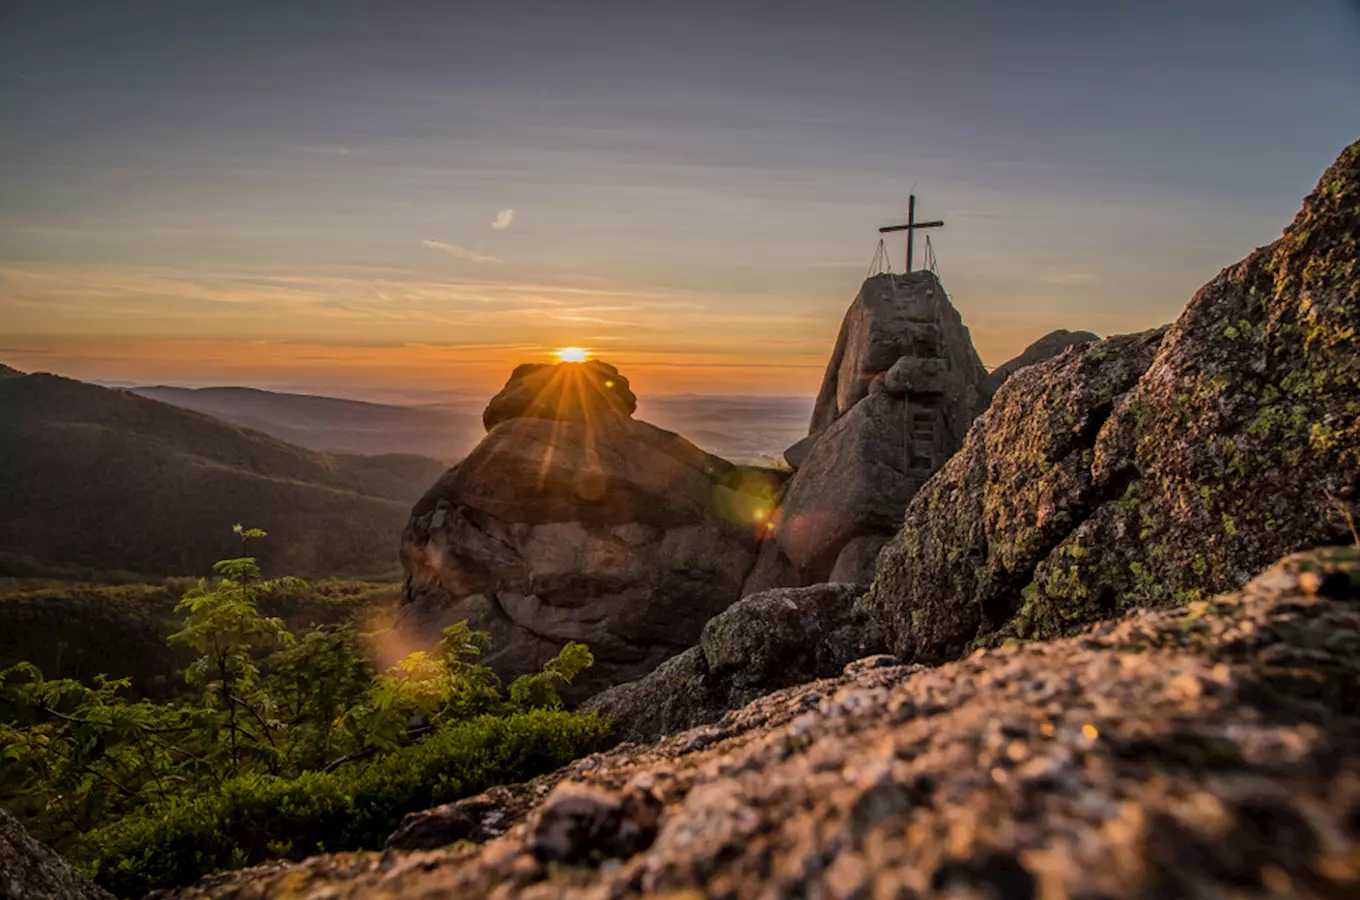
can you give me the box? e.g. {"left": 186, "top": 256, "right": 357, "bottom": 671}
{"left": 482, "top": 360, "right": 637, "bottom": 431}
{"left": 859, "top": 328, "right": 1167, "bottom": 662}
{"left": 863, "top": 139, "right": 1360, "bottom": 663}
{"left": 735, "top": 537, "right": 800, "bottom": 598}
{"left": 0, "top": 806, "right": 114, "bottom": 900}
{"left": 400, "top": 366, "right": 777, "bottom": 701}
{"left": 165, "top": 548, "right": 1360, "bottom": 899}
{"left": 773, "top": 392, "right": 916, "bottom": 584}
{"left": 583, "top": 582, "right": 883, "bottom": 742}
{"left": 807, "top": 270, "right": 989, "bottom": 436}
{"left": 984, "top": 328, "right": 1100, "bottom": 395}
{"left": 764, "top": 272, "right": 990, "bottom": 588}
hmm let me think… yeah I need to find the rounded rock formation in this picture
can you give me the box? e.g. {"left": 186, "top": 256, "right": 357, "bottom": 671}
{"left": 399, "top": 361, "right": 773, "bottom": 701}
{"left": 482, "top": 360, "right": 637, "bottom": 432}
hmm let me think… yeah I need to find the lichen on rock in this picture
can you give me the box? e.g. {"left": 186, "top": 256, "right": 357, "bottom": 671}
{"left": 160, "top": 548, "right": 1360, "bottom": 899}
{"left": 860, "top": 326, "right": 1167, "bottom": 663}
{"left": 863, "top": 139, "right": 1360, "bottom": 663}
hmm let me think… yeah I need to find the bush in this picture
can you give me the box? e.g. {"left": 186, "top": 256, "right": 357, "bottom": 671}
{"left": 76, "top": 709, "right": 611, "bottom": 896}
{"left": 2, "top": 529, "right": 614, "bottom": 896}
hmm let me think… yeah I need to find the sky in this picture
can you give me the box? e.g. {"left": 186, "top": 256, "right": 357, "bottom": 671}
{"left": 2, "top": 0, "right": 1358, "bottom": 400}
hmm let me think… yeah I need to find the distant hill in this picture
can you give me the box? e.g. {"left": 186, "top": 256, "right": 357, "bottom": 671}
{"left": 0, "top": 368, "right": 447, "bottom": 579}
{"left": 132, "top": 385, "right": 483, "bottom": 461}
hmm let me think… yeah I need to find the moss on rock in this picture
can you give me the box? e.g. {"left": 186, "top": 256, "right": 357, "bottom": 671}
{"left": 861, "top": 139, "right": 1360, "bottom": 663}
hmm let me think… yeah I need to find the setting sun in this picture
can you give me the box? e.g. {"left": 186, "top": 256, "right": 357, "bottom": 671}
{"left": 556, "top": 347, "right": 589, "bottom": 363}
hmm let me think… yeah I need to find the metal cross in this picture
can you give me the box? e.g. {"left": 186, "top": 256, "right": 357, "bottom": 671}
{"left": 879, "top": 194, "right": 943, "bottom": 273}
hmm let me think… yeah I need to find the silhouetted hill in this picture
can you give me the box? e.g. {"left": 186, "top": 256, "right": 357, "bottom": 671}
{"left": 0, "top": 368, "right": 445, "bottom": 578}
{"left": 132, "top": 385, "right": 483, "bottom": 461}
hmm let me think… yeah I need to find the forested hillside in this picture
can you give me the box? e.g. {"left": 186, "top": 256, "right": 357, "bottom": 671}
{"left": 133, "top": 385, "right": 482, "bottom": 460}
{"left": 0, "top": 368, "right": 444, "bottom": 579}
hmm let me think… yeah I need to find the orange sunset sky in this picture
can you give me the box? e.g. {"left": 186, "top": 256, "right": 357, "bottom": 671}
{"left": 3, "top": 2, "right": 1357, "bottom": 400}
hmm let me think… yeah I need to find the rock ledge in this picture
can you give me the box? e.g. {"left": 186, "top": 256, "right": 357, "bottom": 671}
{"left": 167, "top": 547, "right": 1360, "bottom": 900}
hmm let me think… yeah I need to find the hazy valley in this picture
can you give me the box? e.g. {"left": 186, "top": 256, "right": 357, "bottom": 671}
{"left": 131, "top": 383, "right": 814, "bottom": 468}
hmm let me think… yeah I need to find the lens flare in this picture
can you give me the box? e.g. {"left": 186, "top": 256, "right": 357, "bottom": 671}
{"left": 556, "top": 347, "right": 589, "bottom": 363}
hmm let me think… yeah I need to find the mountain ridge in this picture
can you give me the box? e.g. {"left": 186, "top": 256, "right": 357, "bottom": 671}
{"left": 131, "top": 384, "right": 483, "bottom": 462}
{"left": 0, "top": 368, "right": 445, "bottom": 579}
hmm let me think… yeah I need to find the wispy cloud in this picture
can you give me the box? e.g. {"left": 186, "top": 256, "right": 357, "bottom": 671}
{"left": 491, "top": 208, "right": 515, "bottom": 230}
{"left": 288, "top": 143, "right": 350, "bottom": 156}
{"left": 1043, "top": 272, "right": 1101, "bottom": 286}
{"left": 0, "top": 261, "right": 837, "bottom": 395}
{"left": 421, "top": 240, "right": 502, "bottom": 264}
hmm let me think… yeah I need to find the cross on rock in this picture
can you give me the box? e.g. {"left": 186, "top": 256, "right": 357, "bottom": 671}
{"left": 879, "top": 194, "right": 943, "bottom": 273}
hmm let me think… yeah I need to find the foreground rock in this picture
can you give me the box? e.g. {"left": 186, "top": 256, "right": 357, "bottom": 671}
{"left": 0, "top": 806, "right": 113, "bottom": 900}
{"left": 860, "top": 326, "right": 1167, "bottom": 663}
{"left": 864, "top": 139, "right": 1360, "bottom": 663}
{"left": 584, "top": 582, "right": 884, "bottom": 742}
{"left": 166, "top": 547, "right": 1360, "bottom": 899}
{"left": 386, "top": 781, "right": 559, "bottom": 852}
{"left": 400, "top": 362, "right": 780, "bottom": 700}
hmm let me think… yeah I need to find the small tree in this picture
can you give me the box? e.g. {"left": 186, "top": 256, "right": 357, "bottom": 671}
{"left": 0, "top": 663, "right": 208, "bottom": 841}
{"left": 341, "top": 621, "right": 500, "bottom": 750}
{"left": 432, "top": 621, "right": 503, "bottom": 720}
{"left": 168, "top": 526, "right": 301, "bottom": 775}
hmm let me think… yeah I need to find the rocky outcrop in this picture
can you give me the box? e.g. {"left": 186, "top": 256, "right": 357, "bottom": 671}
{"left": 482, "top": 359, "right": 636, "bottom": 431}
{"left": 984, "top": 328, "right": 1100, "bottom": 395}
{"left": 164, "top": 548, "right": 1360, "bottom": 899}
{"left": 780, "top": 432, "right": 817, "bottom": 471}
{"left": 773, "top": 393, "right": 915, "bottom": 584}
{"left": 758, "top": 272, "right": 992, "bottom": 589}
{"left": 0, "top": 806, "right": 114, "bottom": 900}
{"left": 807, "top": 271, "right": 989, "bottom": 436}
{"left": 386, "top": 782, "right": 558, "bottom": 851}
{"left": 400, "top": 363, "right": 780, "bottom": 701}
{"left": 859, "top": 327, "right": 1167, "bottom": 663}
{"left": 583, "top": 582, "right": 883, "bottom": 742}
{"left": 863, "top": 139, "right": 1360, "bottom": 663}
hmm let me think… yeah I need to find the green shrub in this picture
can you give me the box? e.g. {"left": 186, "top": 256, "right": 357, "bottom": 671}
{"left": 76, "top": 709, "right": 611, "bottom": 897}
{"left": 2, "top": 529, "right": 614, "bottom": 896}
